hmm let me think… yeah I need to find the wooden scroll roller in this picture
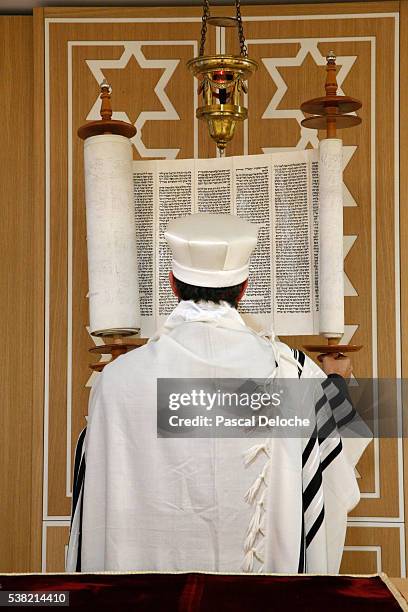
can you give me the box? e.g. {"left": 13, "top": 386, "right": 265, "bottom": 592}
{"left": 78, "top": 81, "right": 148, "bottom": 371}
{"left": 300, "top": 52, "right": 362, "bottom": 358}
{"left": 88, "top": 337, "right": 148, "bottom": 373}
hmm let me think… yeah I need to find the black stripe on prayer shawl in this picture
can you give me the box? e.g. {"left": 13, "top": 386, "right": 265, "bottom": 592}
{"left": 301, "top": 395, "right": 350, "bottom": 557}
{"left": 315, "top": 394, "right": 327, "bottom": 415}
{"left": 317, "top": 415, "right": 337, "bottom": 443}
{"left": 301, "top": 437, "right": 326, "bottom": 562}
{"left": 323, "top": 374, "right": 352, "bottom": 402}
{"left": 76, "top": 463, "right": 85, "bottom": 572}
{"left": 302, "top": 413, "right": 346, "bottom": 552}
{"left": 69, "top": 426, "right": 87, "bottom": 572}
{"left": 302, "top": 405, "right": 342, "bottom": 540}
{"left": 295, "top": 349, "right": 311, "bottom": 570}
{"left": 324, "top": 387, "right": 346, "bottom": 409}
{"left": 298, "top": 507, "right": 306, "bottom": 573}
{"left": 72, "top": 454, "right": 86, "bottom": 527}
{"left": 292, "top": 351, "right": 358, "bottom": 569}
{"left": 335, "top": 410, "right": 357, "bottom": 430}
{"left": 305, "top": 506, "right": 325, "bottom": 548}
{"left": 320, "top": 439, "right": 343, "bottom": 472}
{"left": 323, "top": 378, "right": 358, "bottom": 430}
{"left": 71, "top": 427, "right": 87, "bottom": 527}
{"left": 303, "top": 468, "right": 323, "bottom": 512}
{"left": 302, "top": 426, "right": 318, "bottom": 468}
{"left": 291, "top": 348, "right": 306, "bottom": 378}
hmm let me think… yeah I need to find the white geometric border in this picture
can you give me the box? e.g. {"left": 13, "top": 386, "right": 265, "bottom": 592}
{"left": 346, "top": 521, "right": 406, "bottom": 577}
{"left": 43, "top": 13, "right": 403, "bottom": 576}
{"left": 343, "top": 545, "right": 382, "bottom": 572}
{"left": 41, "top": 520, "right": 71, "bottom": 573}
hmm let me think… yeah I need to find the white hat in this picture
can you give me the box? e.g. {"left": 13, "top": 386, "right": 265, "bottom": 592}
{"left": 164, "top": 213, "right": 258, "bottom": 288}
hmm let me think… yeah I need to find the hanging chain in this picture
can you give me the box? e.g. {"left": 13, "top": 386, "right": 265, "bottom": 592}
{"left": 199, "top": 0, "right": 248, "bottom": 57}
{"left": 199, "top": 0, "right": 210, "bottom": 56}
{"left": 235, "top": 0, "right": 248, "bottom": 57}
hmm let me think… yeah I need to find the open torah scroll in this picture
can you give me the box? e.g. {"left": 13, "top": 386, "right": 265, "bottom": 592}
{"left": 133, "top": 145, "right": 344, "bottom": 338}
{"left": 83, "top": 137, "right": 344, "bottom": 339}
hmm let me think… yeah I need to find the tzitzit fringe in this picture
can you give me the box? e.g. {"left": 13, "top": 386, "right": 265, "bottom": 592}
{"left": 242, "top": 442, "right": 270, "bottom": 572}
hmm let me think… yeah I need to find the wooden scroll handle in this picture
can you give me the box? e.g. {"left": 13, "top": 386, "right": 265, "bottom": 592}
{"left": 300, "top": 51, "right": 363, "bottom": 358}
{"left": 89, "top": 337, "right": 149, "bottom": 371}
{"left": 300, "top": 51, "right": 361, "bottom": 136}
{"left": 78, "top": 79, "right": 136, "bottom": 140}
{"left": 303, "top": 343, "right": 362, "bottom": 356}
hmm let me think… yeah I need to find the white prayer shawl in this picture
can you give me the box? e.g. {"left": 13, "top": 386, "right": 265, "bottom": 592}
{"left": 67, "top": 300, "right": 370, "bottom": 573}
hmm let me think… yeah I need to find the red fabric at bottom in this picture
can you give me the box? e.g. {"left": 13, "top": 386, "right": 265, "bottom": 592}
{"left": 0, "top": 572, "right": 403, "bottom": 611}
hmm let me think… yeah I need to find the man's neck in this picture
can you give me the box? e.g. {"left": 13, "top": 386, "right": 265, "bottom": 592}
{"left": 178, "top": 299, "right": 236, "bottom": 310}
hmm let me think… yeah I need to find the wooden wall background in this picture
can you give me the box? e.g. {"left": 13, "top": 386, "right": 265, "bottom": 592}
{"left": 1, "top": 1, "right": 407, "bottom": 574}
{"left": 0, "top": 16, "right": 36, "bottom": 573}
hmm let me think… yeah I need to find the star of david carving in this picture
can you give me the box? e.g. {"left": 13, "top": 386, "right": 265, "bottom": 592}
{"left": 261, "top": 41, "right": 357, "bottom": 150}
{"left": 86, "top": 43, "right": 180, "bottom": 158}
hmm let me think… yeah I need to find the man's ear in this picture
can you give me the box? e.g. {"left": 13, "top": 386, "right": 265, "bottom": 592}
{"left": 169, "top": 271, "right": 179, "bottom": 298}
{"left": 236, "top": 278, "right": 248, "bottom": 303}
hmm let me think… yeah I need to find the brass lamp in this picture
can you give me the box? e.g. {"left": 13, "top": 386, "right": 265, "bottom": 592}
{"left": 187, "top": 0, "right": 257, "bottom": 155}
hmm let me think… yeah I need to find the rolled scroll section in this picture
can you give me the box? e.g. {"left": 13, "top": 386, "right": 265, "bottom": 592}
{"left": 84, "top": 134, "right": 140, "bottom": 336}
{"left": 318, "top": 138, "right": 344, "bottom": 338}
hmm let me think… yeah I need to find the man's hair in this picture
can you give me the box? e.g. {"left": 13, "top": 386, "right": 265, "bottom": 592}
{"left": 173, "top": 276, "right": 245, "bottom": 308}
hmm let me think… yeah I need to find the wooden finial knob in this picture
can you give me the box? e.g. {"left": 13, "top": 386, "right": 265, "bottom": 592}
{"left": 325, "top": 51, "right": 338, "bottom": 98}
{"left": 99, "top": 79, "right": 113, "bottom": 121}
{"left": 77, "top": 79, "right": 137, "bottom": 140}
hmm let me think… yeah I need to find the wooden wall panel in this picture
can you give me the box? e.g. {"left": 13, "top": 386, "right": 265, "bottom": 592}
{"left": 341, "top": 525, "right": 403, "bottom": 577}
{"left": 31, "top": 9, "right": 45, "bottom": 573}
{"left": 399, "top": 0, "right": 408, "bottom": 583}
{"left": 0, "top": 16, "right": 35, "bottom": 572}
{"left": 44, "top": 525, "right": 70, "bottom": 573}
{"left": 35, "top": 3, "right": 403, "bottom": 575}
